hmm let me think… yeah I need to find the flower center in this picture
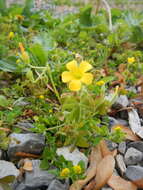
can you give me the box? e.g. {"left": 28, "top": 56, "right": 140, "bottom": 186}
{"left": 72, "top": 70, "right": 83, "bottom": 79}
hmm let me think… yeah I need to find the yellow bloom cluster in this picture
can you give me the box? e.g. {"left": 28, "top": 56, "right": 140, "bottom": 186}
{"left": 8, "top": 32, "right": 14, "bottom": 39}
{"left": 60, "top": 168, "right": 70, "bottom": 177}
{"left": 62, "top": 60, "right": 93, "bottom": 91}
{"left": 16, "top": 14, "right": 24, "bottom": 21}
{"left": 39, "top": 95, "right": 45, "bottom": 99}
{"left": 96, "top": 80, "right": 105, "bottom": 86}
{"left": 73, "top": 165, "right": 82, "bottom": 174}
{"left": 114, "top": 125, "right": 122, "bottom": 131}
{"left": 127, "top": 57, "right": 135, "bottom": 64}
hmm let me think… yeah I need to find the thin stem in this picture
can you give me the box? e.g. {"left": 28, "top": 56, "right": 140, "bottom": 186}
{"left": 46, "top": 124, "right": 64, "bottom": 131}
{"left": 46, "top": 64, "right": 61, "bottom": 104}
{"left": 102, "top": 0, "right": 113, "bottom": 32}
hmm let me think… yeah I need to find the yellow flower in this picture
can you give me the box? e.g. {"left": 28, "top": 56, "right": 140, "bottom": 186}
{"left": 60, "top": 168, "right": 70, "bottom": 177}
{"left": 62, "top": 60, "right": 93, "bottom": 91}
{"left": 73, "top": 165, "right": 82, "bottom": 174}
{"left": 39, "top": 95, "right": 44, "bottom": 99}
{"left": 8, "top": 32, "right": 14, "bottom": 39}
{"left": 114, "top": 125, "right": 122, "bottom": 131}
{"left": 96, "top": 80, "right": 105, "bottom": 86}
{"left": 127, "top": 57, "right": 135, "bottom": 64}
{"left": 16, "top": 14, "right": 24, "bottom": 21}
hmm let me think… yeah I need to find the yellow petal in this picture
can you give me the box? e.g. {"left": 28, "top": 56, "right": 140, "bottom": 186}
{"left": 66, "top": 60, "right": 78, "bottom": 71}
{"left": 68, "top": 80, "right": 81, "bottom": 91}
{"left": 62, "top": 71, "right": 73, "bottom": 83}
{"left": 81, "top": 73, "right": 93, "bottom": 85}
{"left": 79, "top": 61, "right": 92, "bottom": 73}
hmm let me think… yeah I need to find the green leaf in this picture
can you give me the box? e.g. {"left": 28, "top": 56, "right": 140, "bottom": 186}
{"left": 22, "top": 0, "right": 35, "bottom": 16}
{"left": 76, "top": 137, "right": 89, "bottom": 148}
{"left": 0, "top": 0, "right": 6, "bottom": 13}
{"left": 79, "top": 5, "right": 92, "bottom": 26}
{"left": 0, "top": 60, "right": 17, "bottom": 72}
{"left": 32, "top": 32, "right": 57, "bottom": 51}
{"left": 30, "top": 44, "right": 47, "bottom": 66}
{"left": 0, "top": 95, "right": 8, "bottom": 107}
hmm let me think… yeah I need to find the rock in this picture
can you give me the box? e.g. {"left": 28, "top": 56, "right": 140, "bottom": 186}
{"left": 24, "top": 160, "right": 55, "bottom": 188}
{"left": 47, "top": 179, "right": 69, "bottom": 190}
{"left": 124, "top": 147, "right": 143, "bottom": 165}
{"left": 113, "top": 95, "right": 129, "bottom": 109}
{"left": 125, "top": 165, "right": 143, "bottom": 181}
{"left": 116, "top": 154, "right": 126, "bottom": 176}
{"left": 101, "top": 188, "right": 113, "bottom": 190}
{"left": 108, "top": 117, "right": 128, "bottom": 128}
{"left": 8, "top": 133, "right": 45, "bottom": 160}
{"left": 0, "top": 161, "right": 19, "bottom": 183}
{"left": 106, "top": 140, "right": 118, "bottom": 151}
{"left": 128, "top": 109, "right": 141, "bottom": 133}
{"left": 13, "top": 160, "right": 55, "bottom": 190}
{"left": 128, "top": 141, "right": 143, "bottom": 152}
{"left": 118, "top": 142, "right": 126, "bottom": 154}
{"left": 56, "top": 146, "right": 88, "bottom": 168}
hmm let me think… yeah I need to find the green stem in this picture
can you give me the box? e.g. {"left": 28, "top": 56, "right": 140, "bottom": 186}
{"left": 46, "top": 64, "right": 61, "bottom": 104}
{"left": 46, "top": 124, "right": 64, "bottom": 131}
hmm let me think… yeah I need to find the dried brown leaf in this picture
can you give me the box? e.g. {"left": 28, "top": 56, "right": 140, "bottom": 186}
{"left": 23, "top": 159, "right": 33, "bottom": 171}
{"left": 100, "top": 140, "right": 117, "bottom": 157}
{"left": 93, "top": 155, "right": 115, "bottom": 190}
{"left": 70, "top": 145, "right": 102, "bottom": 190}
{"left": 108, "top": 174, "right": 137, "bottom": 190}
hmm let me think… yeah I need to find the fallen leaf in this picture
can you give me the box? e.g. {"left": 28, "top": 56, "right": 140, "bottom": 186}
{"left": 83, "top": 179, "right": 96, "bottom": 190}
{"left": 100, "top": 140, "right": 117, "bottom": 157}
{"left": 133, "top": 178, "right": 143, "bottom": 188}
{"left": 15, "top": 152, "right": 40, "bottom": 158}
{"left": 108, "top": 174, "right": 137, "bottom": 190}
{"left": 94, "top": 155, "right": 115, "bottom": 190}
{"left": 23, "top": 159, "right": 33, "bottom": 171}
{"left": 0, "top": 127, "right": 11, "bottom": 132}
{"left": 112, "top": 125, "right": 140, "bottom": 141}
{"left": 70, "top": 145, "right": 102, "bottom": 190}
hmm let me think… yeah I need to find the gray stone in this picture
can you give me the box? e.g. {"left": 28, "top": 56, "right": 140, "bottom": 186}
{"left": 24, "top": 160, "right": 55, "bottom": 188}
{"left": 128, "top": 141, "right": 143, "bottom": 152}
{"left": 8, "top": 133, "right": 45, "bottom": 160}
{"left": 13, "top": 160, "right": 55, "bottom": 190}
{"left": 108, "top": 117, "right": 128, "bottom": 128}
{"left": 0, "top": 161, "right": 19, "bottom": 183}
{"left": 106, "top": 140, "right": 118, "bottom": 151}
{"left": 118, "top": 142, "right": 126, "bottom": 154}
{"left": 116, "top": 154, "right": 126, "bottom": 176}
{"left": 124, "top": 147, "right": 143, "bottom": 165}
{"left": 113, "top": 95, "right": 129, "bottom": 109}
{"left": 128, "top": 109, "right": 142, "bottom": 134}
{"left": 101, "top": 188, "right": 113, "bottom": 190}
{"left": 125, "top": 165, "right": 143, "bottom": 181}
{"left": 56, "top": 146, "right": 88, "bottom": 168}
{"left": 47, "top": 179, "right": 69, "bottom": 190}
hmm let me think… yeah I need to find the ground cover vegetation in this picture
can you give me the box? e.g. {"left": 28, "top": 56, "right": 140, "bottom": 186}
{"left": 0, "top": 0, "right": 143, "bottom": 189}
